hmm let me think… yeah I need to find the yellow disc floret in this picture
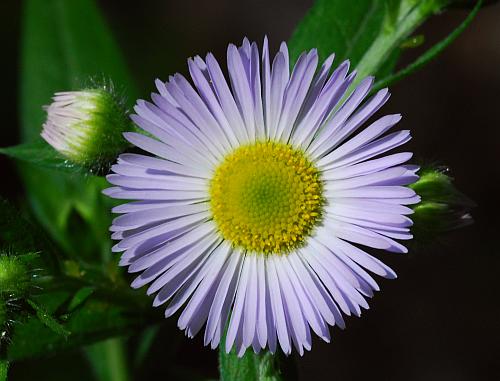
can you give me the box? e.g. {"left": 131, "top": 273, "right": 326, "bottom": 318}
{"left": 209, "top": 141, "right": 324, "bottom": 255}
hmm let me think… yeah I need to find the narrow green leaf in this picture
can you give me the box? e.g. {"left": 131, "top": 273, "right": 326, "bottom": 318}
{"left": 0, "top": 140, "right": 87, "bottom": 174}
{"left": 67, "top": 287, "right": 96, "bottom": 312}
{"left": 19, "top": 0, "right": 138, "bottom": 260}
{"left": 27, "top": 299, "right": 71, "bottom": 338}
{"left": 400, "top": 34, "right": 425, "bottom": 49}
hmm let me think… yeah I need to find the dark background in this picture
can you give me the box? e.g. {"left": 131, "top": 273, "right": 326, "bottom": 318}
{"left": 1, "top": 1, "right": 499, "bottom": 380}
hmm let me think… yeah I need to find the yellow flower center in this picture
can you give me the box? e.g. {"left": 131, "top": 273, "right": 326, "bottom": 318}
{"left": 209, "top": 141, "right": 324, "bottom": 255}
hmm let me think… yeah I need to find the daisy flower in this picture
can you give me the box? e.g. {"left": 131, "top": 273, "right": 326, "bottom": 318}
{"left": 104, "top": 37, "right": 420, "bottom": 356}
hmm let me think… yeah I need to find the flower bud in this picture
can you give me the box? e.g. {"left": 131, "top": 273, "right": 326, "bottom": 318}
{"left": 0, "top": 255, "right": 31, "bottom": 297}
{"left": 410, "top": 167, "right": 474, "bottom": 240}
{"left": 41, "top": 88, "right": 131, "bottom": 172}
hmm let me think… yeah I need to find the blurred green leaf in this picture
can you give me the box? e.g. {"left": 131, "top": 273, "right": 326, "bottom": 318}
{"left": 0, "top": 198, "right": 59, "bottom": 272}
{"left": 288, "top": 0, "right": 388, "bottom": 66}
{"left": 19, "top": 0, "right": 138, "bottom": 260}
{"left": 0, "top": 139, "right": 87, "bottom": 174}
{"left": 133, "top": 325, "right": 159, "bottom": 370}
{"left": 85, "top": 337, "right": 131, "bottom": 381}
{"left": 6, "top": 287, "right": 150, "bottom": 361}
{"left": 0, "top": 360, "right": 7, "bottom": 381}
{"left": 67, "top": 287, "right": 95, "bottom": 313}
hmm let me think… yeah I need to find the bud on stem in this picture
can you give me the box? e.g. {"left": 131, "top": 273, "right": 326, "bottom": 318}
{"left": 411, "top": 167, "right": 474, "bottom": 241}
{"left": 41, "top": 86, "right": 131, "bottom": 173}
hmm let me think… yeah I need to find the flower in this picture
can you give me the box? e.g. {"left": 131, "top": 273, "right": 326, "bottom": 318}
{"left": 104, "top": 37, "right": 420, "bottom": 356}
{"left": 41, "top": 88, "right": 130, "bottom": 171}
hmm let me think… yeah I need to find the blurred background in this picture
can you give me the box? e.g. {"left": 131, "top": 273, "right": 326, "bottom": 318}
{"left": 0, "top": 0, "right": 499, "bottom": 380}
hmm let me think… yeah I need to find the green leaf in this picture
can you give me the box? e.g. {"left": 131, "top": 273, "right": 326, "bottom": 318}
{"left": 19, "top": 0, "right": 138, "bottom": 260}
{"left": 0, "top": 139, "right": 87, "bottom": 174}
{"left": 219, "top": 348, "right": 283, "bottom": 381}
{"left": 288, "top": 0, "right": 388, "bottom": 66}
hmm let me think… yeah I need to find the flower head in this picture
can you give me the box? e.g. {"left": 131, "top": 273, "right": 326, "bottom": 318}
{"left": 41, "top": 88, "right": 130, "bottom": 171}
{"left": 105, "top": 37, "right": 419, "bottom": 356}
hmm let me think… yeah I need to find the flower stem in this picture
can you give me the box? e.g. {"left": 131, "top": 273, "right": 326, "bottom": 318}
{"left": 353, "top": 0, "right": 450, "bottom": 87}
{"left": 219, "top": 346, "right": 295, "bottom": 381}
{"left": 372, "top": 0, "right": 483, "bottom": 92}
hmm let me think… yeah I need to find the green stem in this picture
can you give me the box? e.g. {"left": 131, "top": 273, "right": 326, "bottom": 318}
{"left": 219, "top": 347, "right": 288, "bottom": 381}
{"left": 86, "top": 337, "right": 131, "bottom": 381}
{"left": 353, "top": 0, "right": 449, "bottom": 86}
{"left": 372, "top": 0, "right": 483, "bottom": 92}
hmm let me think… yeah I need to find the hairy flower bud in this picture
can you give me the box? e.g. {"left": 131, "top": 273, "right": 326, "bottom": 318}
{"left": 411, "top": 167, "right": 474, "bottom": 240}
{"left": 0, "top": 255, "right": 31, "bottom": 297}
{"left": 41, "top": 87, "right": 131, "bottom": 172}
